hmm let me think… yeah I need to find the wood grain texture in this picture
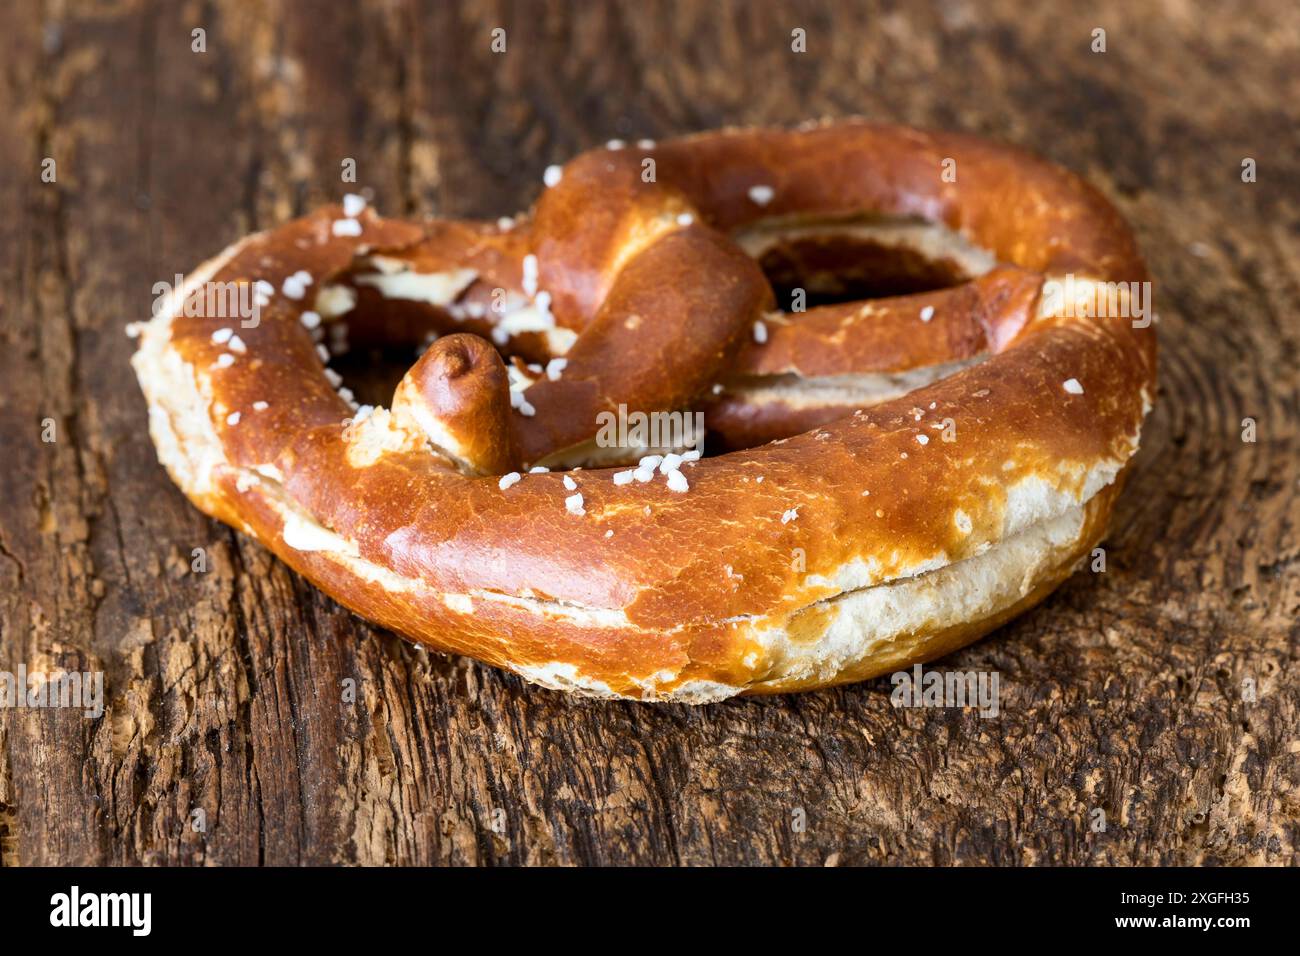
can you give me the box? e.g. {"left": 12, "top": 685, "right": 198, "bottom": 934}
{"left": 0, "top": 0, "right": 1297, "bottom": 866}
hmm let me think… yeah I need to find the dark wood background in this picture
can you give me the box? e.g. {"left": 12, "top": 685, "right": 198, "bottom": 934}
{"left": 1, "top": 0, "right": 1296, "bottom": 866}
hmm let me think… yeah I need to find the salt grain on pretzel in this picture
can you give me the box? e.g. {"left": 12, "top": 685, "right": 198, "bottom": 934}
{"left": 132, "top": 122, "right": 1154, "bottom": 702}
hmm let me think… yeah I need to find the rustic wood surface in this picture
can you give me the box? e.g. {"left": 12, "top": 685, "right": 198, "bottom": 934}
{"left": 1, "top": 0, "right": 1297, "bottom": 867}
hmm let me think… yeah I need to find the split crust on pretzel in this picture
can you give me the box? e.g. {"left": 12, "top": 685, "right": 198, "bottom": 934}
{"left": 131, "top": 121, "right": 1155, "bottom": 702}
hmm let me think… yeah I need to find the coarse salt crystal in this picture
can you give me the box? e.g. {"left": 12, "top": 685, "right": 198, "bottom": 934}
{"left": 509, "top": 389, "right": 535, "bottom": 417}
{"left": 499, "top": 472, "right": 522, "bottom": 490}
{"left": 521, "top": 254, "right": 539, "bottom": 297}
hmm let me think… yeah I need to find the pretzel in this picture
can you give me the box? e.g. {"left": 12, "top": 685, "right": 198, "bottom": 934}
{"left": 131, "top": 121, "right": 1155, "bottom": 702}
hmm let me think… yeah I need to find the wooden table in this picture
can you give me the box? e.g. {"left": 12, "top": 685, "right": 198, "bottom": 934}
{"left": 1, "top": 0, "right": 1296, "bottom": 866}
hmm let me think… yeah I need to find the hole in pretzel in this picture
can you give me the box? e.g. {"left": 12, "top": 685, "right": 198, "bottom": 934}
{"left": 734, "top": 214, "right": 995, "bottom": 309}
{"left": 756, "top": 236, "right": 970, "bottom": 306}
{"left": 329, "top": 343, "right": 416, "bottom": 409}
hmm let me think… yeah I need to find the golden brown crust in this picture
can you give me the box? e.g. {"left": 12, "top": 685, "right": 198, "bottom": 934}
{"left": 131, "top": 120, "right": 1156, "bottom": 701}
{"left": 731, "top": 265, "right": 1043, "bottom": 379}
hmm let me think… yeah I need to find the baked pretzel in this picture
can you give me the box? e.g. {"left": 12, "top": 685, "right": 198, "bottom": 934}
{"left": 131, "top": 121, "right": 1155, "bottom": 702}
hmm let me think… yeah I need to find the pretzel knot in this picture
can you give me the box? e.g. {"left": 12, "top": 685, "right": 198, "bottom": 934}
{"left": 132, "top": 121, "right": 1156, "bottom": 702}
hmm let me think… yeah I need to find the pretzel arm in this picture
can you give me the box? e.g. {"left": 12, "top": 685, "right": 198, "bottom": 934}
{"left": 515, "top": 225, "right": 771, "bottom": 465}
{"left": 706, "top": 265, "right": 1044, "bottom": 448}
